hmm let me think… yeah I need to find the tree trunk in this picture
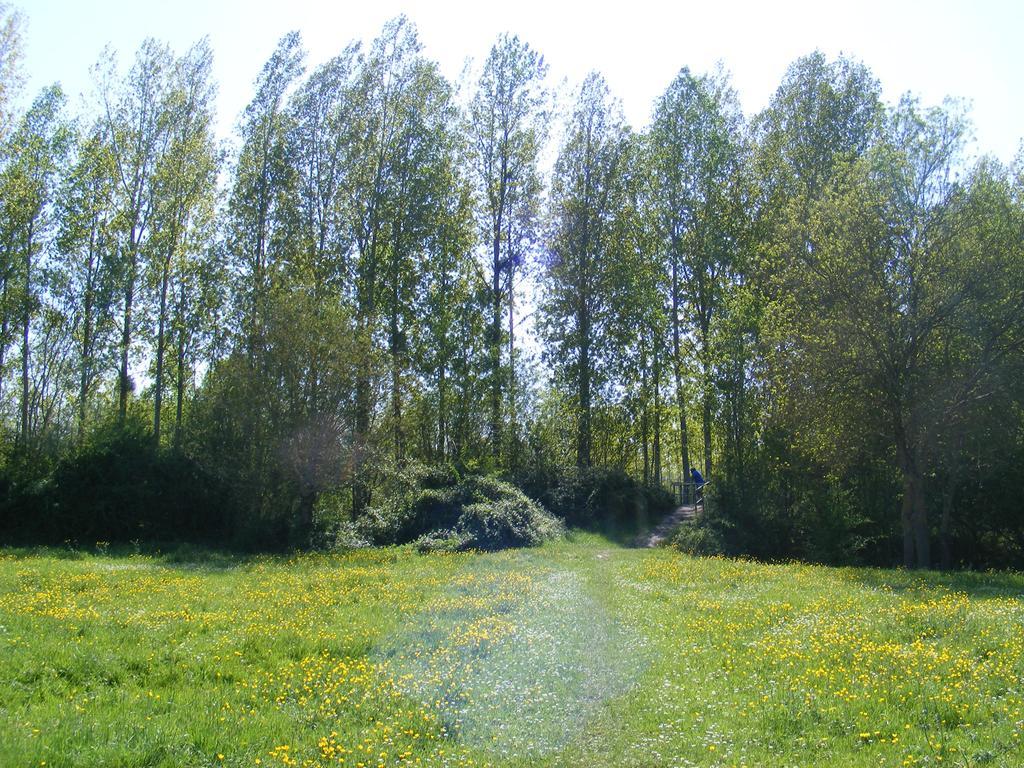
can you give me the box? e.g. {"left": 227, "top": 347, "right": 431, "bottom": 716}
{"left": 0, "top": 304, "right": 6, "bottom": 407}
{"left": 700, "top": 318, "right": 713, "bottom": 479}
{"left": 641, "top": 354, "right": 650, "bottom": 486}
{"left": 20, "top": 225, "right": 32, "bottom": 444}
{"left": 78, "top": 227, "right": 97, "bottom": 445}
{"left": 939, "top": 488, "right": 955, "bottom": 571}
{"left": 154, "top": 251, "right": 171, "bottom": 445}
{"left": 507, "top": 243, "right": 518, "bottom": 472}
{"left": 352, "top": 374, "right": 372, "bottom": 516}
{"left": 351, "top": 219, "right": 379, "bottom": 517}
{"left": 175, "top": 342, "right": 185, "bottom": 451}
{"left": 293, "top": 490, "right": 316, "bottom": 549}
{"left": 703, "top": 387, "right": 713, "bottom": 480}
{"left": 437, "top": 361, "right": 447, "bottom": 462}
{"left": 900, "top": 468, "right": 916, "bottom": 569}
{"left": 913, "top": 487, "right": 930, "bottom": 570}
{"left": 174, "top": 280, "right": 187, "bottom": 450}
{"left": 939, "top": 434, "right": 964, "bottom": 571}
{"left": 20, "top": 301, "right": 30, "bottom": 442}
{"left": 671, "top": 258, "right": 690, "bottom": 478}
{"left": 898, "top": 444, "right": 930, "bottom": 569}
{"left": 730, "top": 357, "right": 746, "bottom": 479}
{"left": 352, "top": 294, "right": 374, "bottom": 517}
{"left": 119, "top": 253, "right": 136, "bottom": 422}
{"left": 653, "top": 343, "right": 662, "bottom": 486}
{"left": 389, "top": 240, "right": 404, "bottom": 465}
{"left": 577, "top": 307, "right": 592, "bottom": 469}
{"left": 78, "top": 312, "right": 92, "bottom": 444}
{"left": 490, "top": 219, "right": 503, "bottom": 463}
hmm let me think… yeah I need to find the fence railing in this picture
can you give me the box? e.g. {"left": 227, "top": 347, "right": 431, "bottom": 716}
{"left": 670, "top": 480, "right": 710, "bottom": 513}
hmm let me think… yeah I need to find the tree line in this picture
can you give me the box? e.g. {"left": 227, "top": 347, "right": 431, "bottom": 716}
{"left": 1, "top": 7, "right": 1022, "bottom": 567}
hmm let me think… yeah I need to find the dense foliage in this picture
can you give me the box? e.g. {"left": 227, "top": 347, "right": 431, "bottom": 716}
{"left": 351, "top": 463, "right": 564, "bottom": 551}
{"left": 0, "top": 6, "right": 1021, "bottom": 566}
{"left": 0, "top": 417, "right": 228, "bottom": 547}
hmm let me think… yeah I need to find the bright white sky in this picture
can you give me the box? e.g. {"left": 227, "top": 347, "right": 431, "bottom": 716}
{"left": 17, "top": 0, "right": 1024, "bottom": 163}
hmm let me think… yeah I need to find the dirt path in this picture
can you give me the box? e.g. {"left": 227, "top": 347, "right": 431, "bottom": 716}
{"left": 633, "top": 505, "right": 698, "bottom": 548}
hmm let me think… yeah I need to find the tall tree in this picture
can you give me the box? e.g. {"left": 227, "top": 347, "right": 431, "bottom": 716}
{"left": 148, "top": 39, "right": 218, "bottom": 444}
{"left": 604, "top": 132, "right": 667, "bottom": 483}
{"left": 96, "top": 39, "right": 174, "bottom": 421}
{"left": 345, "top": 16, "right": 426, "bottom": 513}
{"left": 217, "top": 31, "right": 304, "bottom": 529}
{"left": 412, "top": 153, "right": 478, "bottom": 463}
{"left": 0, "top": 85, "right": 70, "bottom": 442}
{"left": 0, "top": 2, "right": 23, "bottom": 143}
{"left": 651, "top": 66, "right": 745, "bottom": 480}
{"left": 378, "top": 50, "right": 458, "bottom": 465}
{"left": 286, "top": 45, "right": 359, "bottom": 422}
{"left": 753, "top": 51, "right": 881, "bottom": 212}
{"left": 773, "top": 97, "right": 1024, "bottom": 568}
{"left": 541, "top": 72, "right": 625, "bottom": 468}
{"left": 271, "top": 47, "right": 362, "bottom": 543}
{"left": 227, "top": 31, "right": 304, "bottom": 364}
{"left": 56, "top": 126, "right": 119, "bottom": 440}
{"left": 466, "top": 33, "right": 547, "bottom": 464}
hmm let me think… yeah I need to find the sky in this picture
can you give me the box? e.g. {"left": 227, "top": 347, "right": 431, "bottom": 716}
{"left": 16, "top": 0, "right": 1024, "bottom": 163}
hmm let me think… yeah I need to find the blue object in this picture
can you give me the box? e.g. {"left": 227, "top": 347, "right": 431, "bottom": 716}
{"left": 690, "top": 467, "right": 704, "bottom": 487}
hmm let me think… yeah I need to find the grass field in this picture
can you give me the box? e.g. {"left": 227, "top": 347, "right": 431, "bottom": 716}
{"left": 1, "top": 535, "right": 1023, "bottom": 767}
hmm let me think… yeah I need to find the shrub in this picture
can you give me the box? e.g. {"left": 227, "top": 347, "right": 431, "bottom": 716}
{"left": 671, "top": 520, "right": 727, "bottom": 557}
{"left": 412, "top": 528, "right": 473, "bottom": 553}
{"left": 44, "top": 419, "right": 228, "bottom": 546}
{"left": 356, "top": 465, "right": 563, "bottom": 552}
{"left": 0, "top": 442, "right": 56, "bottom": 543}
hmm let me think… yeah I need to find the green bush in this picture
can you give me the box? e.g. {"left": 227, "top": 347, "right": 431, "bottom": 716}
{"left": 671, "top": 520, "right": 727, "bottom": 557}
{"left": 412, "top": 528, "right": 473, "bottom": 553}
{"left": 709, "top": 432, "right": 898, "bottom": 566}
{"left": 0, "top": 442, "right": 56, "bottom": 543}
{"left": 0, "top": 418, "right": 229, "bottom": 547}
{"left": 51, "top": 419, "right": 229, "bottom": 545}
{"left": 356, "top": 465, "right": 563, "bottom": 552}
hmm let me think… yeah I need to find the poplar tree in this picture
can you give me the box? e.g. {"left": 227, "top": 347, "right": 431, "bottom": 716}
{"left": 651, "top": 67, "right": 744, "bottom": 480}
{"left": 148, "top": 39, "right": 218, "bottom": 444}
{"left": 541, "top": 73, "right": 625, "bottom": 469}
{"left": 96, "top": 39, "right": 174, "bottom": 421}
{"left": 466, "top": 33, "right": 547, "bottom": 464}
{"left": 56, "top": 127, "right": 119, "bottom": 440}
{"left": 0, "top": 85, "right": 70, "bottom": 441}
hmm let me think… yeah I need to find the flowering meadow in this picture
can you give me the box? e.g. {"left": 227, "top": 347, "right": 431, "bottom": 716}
{"left": 1, "top": 537, "right": 1022, "bottom": 767}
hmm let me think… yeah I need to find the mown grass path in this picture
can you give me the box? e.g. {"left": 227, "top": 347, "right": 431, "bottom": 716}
{"left": 1, "top": 537, "right": 1023, "bottom": 767}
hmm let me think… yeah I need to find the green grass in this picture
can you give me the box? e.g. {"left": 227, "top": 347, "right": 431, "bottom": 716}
{"left": 1, "top": 535, "right": 1023, "bottom": 767}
